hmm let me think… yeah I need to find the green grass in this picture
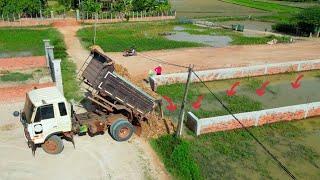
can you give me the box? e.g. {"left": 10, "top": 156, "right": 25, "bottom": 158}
{"left": 222, "top": 0, "right": 302, "bottom": 13}
{"left": 0, "top": 27, "right": 82, "bottom": 100}
{"left": 151, "top": 118, "right": 320, "bottom": 179}
{"left": 193, "top": 94, "right": 263, "bottom": 118}
{"left": 220, "top": 0, "right": 304, "bottom": 23}
{"left": 0, "top": 28, "right": 58, "bottom": 58}
{"left": 0, "top": 72, "right": 32, "bottom": 82}
{"left": 150, "top": 135, "right": 202, "bottom": 180}
{"left": 157, "top": 82, "right": 263, "bottom": 118}
{"left": 48, "top": 29, "right": 83, "bottom": 101}
{"left": 77, "top": 21, "right": 204, "bottom": 52}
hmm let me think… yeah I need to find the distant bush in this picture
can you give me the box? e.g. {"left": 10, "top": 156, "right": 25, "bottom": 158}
{"left": 295, "top": 6, "right": 320, "bottom": 35}
{"left": 273, "top": 7, "right": 320, "bottom": 36}
{"left": 272, "top": 23, "right": 297, "bottom": 34}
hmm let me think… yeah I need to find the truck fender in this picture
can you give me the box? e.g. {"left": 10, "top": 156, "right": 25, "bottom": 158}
{"left": 44, "top": 132, "right": 63, "bottom": 142}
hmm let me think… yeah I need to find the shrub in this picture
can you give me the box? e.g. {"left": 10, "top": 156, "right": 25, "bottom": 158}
{"left": 295, "top": 7, "right": 320, "bottom": 34}
{"left": 272, "top": 22, "right": 297, "bottom": 34}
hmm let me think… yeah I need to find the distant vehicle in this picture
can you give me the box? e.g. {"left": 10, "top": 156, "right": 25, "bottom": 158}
{"left": 18, "top": 47, "right": 160, "bottom": 155}
{"left": 123, "top": 47, "right": 137, "bottom": 57}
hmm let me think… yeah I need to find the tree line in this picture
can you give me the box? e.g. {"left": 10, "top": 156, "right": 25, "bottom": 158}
{"left": 0, "top": 0, "right": 171, "bottom": 16}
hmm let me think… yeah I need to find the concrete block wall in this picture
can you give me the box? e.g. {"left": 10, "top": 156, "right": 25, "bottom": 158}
{"left": 150, "top": 59, "right": 320, "bottom": 91}
{"left": 186, "top": 102, "right": 320, "bottom": 136}
{"left": 43, "top": 40, "right": 64, "bottom": 94}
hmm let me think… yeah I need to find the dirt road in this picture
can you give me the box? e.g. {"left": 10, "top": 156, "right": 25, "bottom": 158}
{"left": 51, "top": 21, "right": 170, "bottom": 180}
{"left": 108, "top": 39, "right": 320, "bottom": 80}
{"left": 0, "top": 121, "right": 168, "bottom": 180}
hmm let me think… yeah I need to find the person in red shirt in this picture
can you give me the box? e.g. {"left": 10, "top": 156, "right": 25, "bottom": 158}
{"left": 154, "top": 64, "right": 162, "bottom": 75}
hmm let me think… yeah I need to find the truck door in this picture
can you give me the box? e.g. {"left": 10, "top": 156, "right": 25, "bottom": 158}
{"left": 29, "top": 104, "right": 58, "bottom": 143}
{"left": 57, "top": 102, "right": 72, "bottom": 132}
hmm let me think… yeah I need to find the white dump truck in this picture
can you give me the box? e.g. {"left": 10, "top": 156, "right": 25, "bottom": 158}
{"left": 18, "top": 48, "right": 161, "bottom": 155}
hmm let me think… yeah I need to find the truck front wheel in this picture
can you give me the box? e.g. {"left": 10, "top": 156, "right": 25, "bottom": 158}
{"left": 41, "top": 135, "right": 64, "bottom": 154}
{"left": 110, "top": 120, "right": 134, "bottom": 142}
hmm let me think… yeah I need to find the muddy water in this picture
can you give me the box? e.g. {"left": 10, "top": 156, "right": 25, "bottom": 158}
{"left": 0, "top": 51, "right": 33, "bottom": 58}
{"left": 196, "top": 71, "right": 320, "bottom": 111}
{"left": 160, "top": 70, "right": 320, "bottom": 121}
{"left": 165, "top": 31, "right": 232, "bottom": 47}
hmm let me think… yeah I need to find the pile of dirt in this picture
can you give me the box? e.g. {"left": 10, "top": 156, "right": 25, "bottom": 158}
{"left": 90, "top": 45, "right": 175, "bottom": 139}
{"left": 114, "top": 63, "right": 161, "bottom": 99}
{"left": 140, "top": 113, "right": 176, "bottom": 139}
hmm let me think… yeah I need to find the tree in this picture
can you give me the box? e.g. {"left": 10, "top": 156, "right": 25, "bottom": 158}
{"left": 0, "top": 0, "right": 43, "bottom": 17}
{"left": 296, "top": 6, "right": 320, "bottom": 34}
{"left": 80, "top": 0, "right": 102, "bottom": 13}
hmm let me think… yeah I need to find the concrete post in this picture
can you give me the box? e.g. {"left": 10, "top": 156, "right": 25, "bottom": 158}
{"left": 47, "top": 45, "right": 55, "bottom": 63}
{"left": 76, "top": 10, "right": 80, "bottom": 20}
{"left": 52, "top": 59, "right": 64, "bottom": 94}
{"left": 43, "top": 39, "right": 51, "bottom": 67}
{"left": 40, "top": 9, "right": 43, "bottom": 19}
{"left": 50, "top": 11, "right": 54, "bottom": 19}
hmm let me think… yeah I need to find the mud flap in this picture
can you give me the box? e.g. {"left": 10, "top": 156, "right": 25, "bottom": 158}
{"left": 28, "top": 141, "right": 36, "bottom": 157}
{"left": 63, "top": 132, "right": 75, "bottom": 149}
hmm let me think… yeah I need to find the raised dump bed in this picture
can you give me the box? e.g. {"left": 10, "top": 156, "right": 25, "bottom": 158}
{"left": 80, "top": 46, "right": 157, "bottom": 117}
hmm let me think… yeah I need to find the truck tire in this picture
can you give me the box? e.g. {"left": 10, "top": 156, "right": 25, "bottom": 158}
{"left": 110, "top": 120, "right": 134, "bottom": 142}
{"left": 41, "top": 135, "right": 64, "bottom": 154}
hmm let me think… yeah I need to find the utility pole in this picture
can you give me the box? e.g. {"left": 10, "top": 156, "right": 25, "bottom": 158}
{"left": 176, "top": 64, "right": 194, "bottom": 137}
{"left": 93, "top": 12, "right": 97, "bottom": 45}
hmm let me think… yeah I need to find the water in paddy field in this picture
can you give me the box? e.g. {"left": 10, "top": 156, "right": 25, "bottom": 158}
{"left": 159, "top": 70, "right": 320, "bottom": 121}
{"left": 165, "top": 31, "right": 232, "bottom": 47}
{"left": 0, "top": 51, "right": 33, "bottom": 58}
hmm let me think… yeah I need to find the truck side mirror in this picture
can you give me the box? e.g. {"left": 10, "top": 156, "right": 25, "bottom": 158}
{"left": 13, "top": 111, "right": 20, "bottom": 117}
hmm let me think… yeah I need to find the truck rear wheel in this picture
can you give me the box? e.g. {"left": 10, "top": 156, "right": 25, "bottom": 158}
{"left": 41, "top": 135, "right": 64, "bottom": 154}
{"left": 110, "top": 120, "right": 134, "bottom": 142}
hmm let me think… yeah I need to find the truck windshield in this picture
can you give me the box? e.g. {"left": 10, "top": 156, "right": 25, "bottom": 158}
{"left": 23, "top": 95, "right": 35, "bottom": 124}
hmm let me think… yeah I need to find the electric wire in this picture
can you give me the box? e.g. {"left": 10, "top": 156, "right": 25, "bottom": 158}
{"left": 191, "top": 70, "right": 297, "bottom": 180}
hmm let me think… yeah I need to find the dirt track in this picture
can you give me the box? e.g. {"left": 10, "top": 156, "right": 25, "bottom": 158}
{"left": 108, "top": 39, "right": 320, "bottom": 80}
{"left": 52, "top": 21, "right": 170, "bottom": 180}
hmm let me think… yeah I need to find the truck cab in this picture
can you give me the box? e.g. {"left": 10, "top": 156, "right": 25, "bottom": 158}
{"left": 21, "top": 87, "right": 72, "bottom": 154}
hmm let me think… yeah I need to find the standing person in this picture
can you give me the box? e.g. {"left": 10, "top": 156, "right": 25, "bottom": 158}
{"left": 154, "top": 64, "right": 162, "bottom": 75}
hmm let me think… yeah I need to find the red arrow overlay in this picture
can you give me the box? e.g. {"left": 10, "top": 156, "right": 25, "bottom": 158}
{"left": 192, "top": 95, "right": 204, "bottom": 110}
{"left": 256, "top": 80, "right": 270, "bottom": 96}
{"left": 162, "top": 96, "right": 177, "bottom": 112}
{"left": 291, "top": 74, "right": 304, "bottom": 89}
{"left": 226, "top": 82, "right": 240, "bottom": 96}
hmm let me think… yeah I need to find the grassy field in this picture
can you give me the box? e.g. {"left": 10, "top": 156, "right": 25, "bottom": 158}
{"left": 77, "top": 21, "right": 204, "bottom": 52}
{"left": 0, "top": 28, "right": 58, "bottom": 58}
{"left": 157, "top": 70, "right": 320, "bottom": 119}
{"left": 222, "top": 0, "right": 301, "bottom": 13}
{"left": 170, "top": 0, "right": 269, "bottom": 18}
{"left": 0, "top": 72, "right": 33, "bottom": 82}
{"left": 151, "top": 117, "right": 320, "bottom": 179}
{"left": 0, "top": 27, "right": 81, "bottom": 100}
{"left": 77, "top": 21, "right": 290, "bottom": 52}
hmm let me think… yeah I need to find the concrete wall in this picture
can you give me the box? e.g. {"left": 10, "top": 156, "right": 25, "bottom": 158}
{"left": 44, "top": 40, "right": 64, "bottom": 94}
{"left": 150, "top": 59, "right": 320, "bottom": 91}
{"left": 186, "top": 102, "right": 320, "bottom": 136}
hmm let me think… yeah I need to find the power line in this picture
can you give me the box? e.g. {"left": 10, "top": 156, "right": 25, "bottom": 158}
{"left": 138, "top": 53, "right": 189, "bottom": 69}
{"left": 191, "top": 70, "right": 296, "bottom": 180}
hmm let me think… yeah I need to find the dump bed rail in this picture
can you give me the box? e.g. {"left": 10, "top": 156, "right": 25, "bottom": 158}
{"left": 81, "top": 47, "right": 156, "bottom": 115}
